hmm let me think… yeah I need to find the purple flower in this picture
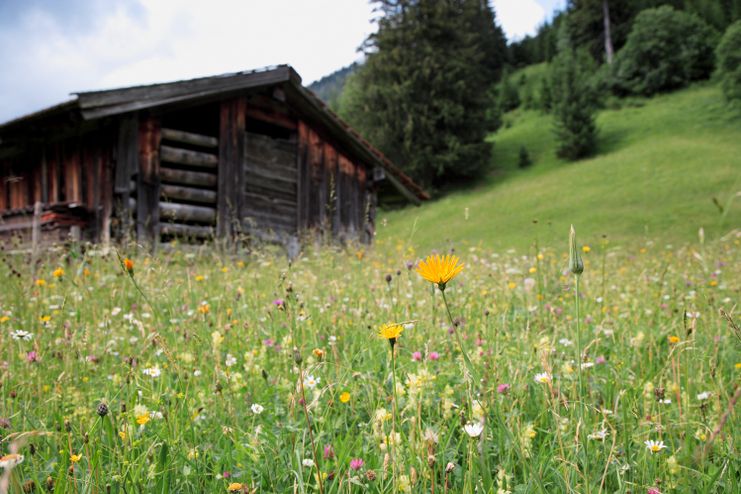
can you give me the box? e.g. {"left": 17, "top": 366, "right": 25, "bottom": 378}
{"left": 412, "top": 351, "right": 422, "bottom": 362}
{"left": 222, "top": 471, "right": 231, "bottom": 479}
{"left": 273, "top": 299, "right": 285, "bottom": 308}
{"left": 595, "top": 356, "right": 607, "bottom": 365}
{"left": 497, "top": 383, "right": 511, "bottom": 394}
{"left": 428, "top": 352, "right": 440, "bottom": 361}
{"left": 349, "top": 458, "right": 364, "bottom": 471}
{"left": 26, "top": 351, "right": 39, "bottom": 363}
{"left": 323, "top": 444, "right": 334, "bottom": 460}
{"left": 263, "top": 338, "right": 275, "bottom": 347}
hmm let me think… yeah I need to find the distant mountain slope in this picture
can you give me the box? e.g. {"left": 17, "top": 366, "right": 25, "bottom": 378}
{"left": 307, "top": 63, "right": 358, "bottom": 110}
{"left": 378, "top": 80, "right": 741, "bottom": 252}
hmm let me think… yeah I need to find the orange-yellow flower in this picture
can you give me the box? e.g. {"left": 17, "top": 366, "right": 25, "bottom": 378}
{"left": 339, "top": 391, "right": 351, "bottom": 403}
{"left": 52, "top": 267, "right": 64, "bottom": 278}
{"left": 123, "top": 258, "right": 134, "bottom": 273}
{"left": 227, "top": 483, "right": 243, "bottom": 492}
{"left": 70, "top": 453, "right": 82, "bottom": 463}
{"left": 668, "top": 335, "right": 680, "bottom": 344}
{"left": 416, "top": 254, "right": 464, "bottom": 290}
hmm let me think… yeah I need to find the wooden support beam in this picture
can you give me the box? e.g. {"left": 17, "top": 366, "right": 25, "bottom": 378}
{"left": 161, "top": 128, "right": 218, "bottom": 148}
{"left": 160, "top": 201, "right": 216, "bottom": 224}
{"left": 160, "top": 167, "right": 217, "bottom": 187}
{"left": 161, "top": 184, "right": 217, "bottom": 204}
{"left": 137, "top": 115, "right": 161, "bottom": 245}
{"left": 217, "top": 96, "right": 246, "bottom": 239}
{"left": 246, "top": 107, "right": 297, "bottom": 130}
{"left": 161, "top": 145, "right": 218, "bottom": 168}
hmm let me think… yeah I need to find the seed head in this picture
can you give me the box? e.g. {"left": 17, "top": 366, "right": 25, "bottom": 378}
{"left": 568, "top": 225, "right": 584, "bottom": 275}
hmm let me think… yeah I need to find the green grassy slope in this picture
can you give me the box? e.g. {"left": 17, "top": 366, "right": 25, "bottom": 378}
{"left": 378, "top": 82, "right": 741, "bottom": 253}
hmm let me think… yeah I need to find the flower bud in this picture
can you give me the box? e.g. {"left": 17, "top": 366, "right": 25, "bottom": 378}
{"left": 568, "top": 225, "right": 584, "bottom": 275}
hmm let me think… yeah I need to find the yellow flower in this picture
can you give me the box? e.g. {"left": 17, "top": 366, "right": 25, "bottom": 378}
{"left": 313, "top": 348, "right": 325, "bottom": 359}
{"left": 227, "top": 483, "right": 243, "bottom": 492}
{"left": 339, "top": 391, "right": 351, "bottom": 403}
{"left": 35, "top": 279, "right": 46, "bottom": 287}
{"left": 0, "top": 316, "right": 9, "bottom": 323}
{"left": 136, "top": 414, "right": 150, "bottom": 425}
{"left": 70, "top": 453, "right": 82, "bottom": 463}
{"left": 119, "top": 430, "right": 127, "bottom": 440}
{"left": 668, "top": 335, "right": 680, "bottom": 344}
{"left": 195, "top": 275, "right": 205, "bottom": 282}
{"left": 416, "top": 254, "right": 464, "bottom": 290}
{"left": 582, "top": 245, "right": 591, "bottom": 253}
{"left": 378, "top": 323, "right": 404, "bottom": 341}
{"left": 53, "top": 268, "right": 64, "bottom": 278}
{"left": 735, "top": 362, "right": 741, "bottom": 370}
{"left": 198, "top": 304, "right": 210, "bottom": 314}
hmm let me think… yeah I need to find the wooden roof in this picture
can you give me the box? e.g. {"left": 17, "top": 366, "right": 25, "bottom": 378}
{"left": 0, "top": 65, "right": 428, "bottom": 203}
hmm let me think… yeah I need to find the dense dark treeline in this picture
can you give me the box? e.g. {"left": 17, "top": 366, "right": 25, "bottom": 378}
{"left": 508, "top": 0, "right": 741, "bottom": 67}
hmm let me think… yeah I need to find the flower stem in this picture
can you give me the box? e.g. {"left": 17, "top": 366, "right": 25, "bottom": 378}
{"left": 299, "top": 365, "right": 324, "bottom": 494}
{"left": 390, "top": 344, "right": 399, "bottom": 492}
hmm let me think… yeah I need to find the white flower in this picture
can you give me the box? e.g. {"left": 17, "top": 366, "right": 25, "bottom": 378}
{"left": 302, "top": 458, "right": 315, "bottom": 467}
{"left": 142, "top": 366, "right": 161, "bottom": 378}
{"left": 193, "top": 369, "right": 202, "bottom": 377}
{"left": 111, "top": 307, "right": 122, "bottom": 316}
{"left": 225, "top": 354, "right": 237, "bottom": 367}
{"left": 303, "top": 374, "right": 320, "bottom": 389}
{"left": 588, "top": 429, "right": 609, "bottom": 441}
{"left": 534, "top": 372, "right": 552, "bottom": 384}
{"left": 10, "top": 330, "right": 33, "bottom": 341}
{"left": 686, "top": 311, "right": 700, "bottom": 319}
{"left": 660, "top": 399, "right": 671, "bottom": 405}
{"left": 696, "top": 391, "right": 711, "bottom": 401}
{"left": 463, "top": 422, "right": 484, "bottom": 438}
{"left": 580, "top": 362, "right": 594, "bottom": 370}
{"left": 558, "top": 338, "right": 573, "bottom": 347}
{"left": 645, "top": 440, "right": 667, "bottom": 454}
{"left": 251, "top": 403, "right": 264, "bottom": 415}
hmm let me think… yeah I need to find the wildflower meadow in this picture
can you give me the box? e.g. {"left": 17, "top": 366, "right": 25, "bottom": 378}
{"left": 0, "top": 229, "right": 739, "bottom": 493}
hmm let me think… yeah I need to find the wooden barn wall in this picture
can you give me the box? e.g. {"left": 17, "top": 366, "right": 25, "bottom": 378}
{"left": 0, "top": 129, "right": 116, "bottom": 243}
{"left": 296, "top": 120, "right": 372, "bottom": 242}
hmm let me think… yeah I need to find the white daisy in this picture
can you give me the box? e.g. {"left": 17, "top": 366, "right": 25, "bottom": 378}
{"left": 696, "top": 391, "right": 711, "bottom": 401}
{"left": 303, "top": 374, "right": 320, "bottom": 389}
{"left": 534, "top": 372, "right": 552, "bottom": 384}
{"left": 10, "top": 330, "right": 33, "bottom": 341}
{"left": 251, "top": 403, "right": 264, "bottom": 415}
{"left": 644, "top": 440, "right": 667, "bottom": 454}
{"left": 142, "top": 366, "right": 161, "bottom": 378}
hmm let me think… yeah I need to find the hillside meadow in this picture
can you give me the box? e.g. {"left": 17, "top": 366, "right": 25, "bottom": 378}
{"left": 378, "top": 81, "right": 741, "bottom": 253}
{"left": 0, "top": 229, "right": 738, "bottom": 493}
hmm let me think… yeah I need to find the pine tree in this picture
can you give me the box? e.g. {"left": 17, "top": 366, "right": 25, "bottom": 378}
{"left": 339, "top": 0, "right": 507, "bottom": 189}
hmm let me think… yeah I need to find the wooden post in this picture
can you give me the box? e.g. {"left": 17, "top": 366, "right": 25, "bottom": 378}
{"left": 31, "top": 201, "right": 42, "bottom": 277}
{"left": 137, "top": 114, "right": 161, "bottom": 247}
{"left": 218, "top": 96, "right": 246, "bottom": 240}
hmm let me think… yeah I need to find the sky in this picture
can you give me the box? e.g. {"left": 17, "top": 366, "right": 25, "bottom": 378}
{"left": 0, "top": 0, "right": 566, "bottom": 123}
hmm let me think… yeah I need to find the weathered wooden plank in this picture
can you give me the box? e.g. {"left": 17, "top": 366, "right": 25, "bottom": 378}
{"left": 137, "top": 115, "right": 161, "bottom": 245}
{"left": 246, "top": 107, "right": 296, "bottom": 130}
{"left": 245, "top": 182, "right": 297, "bottom": 203}
{"left": 218, "top": 96, "right": 246, "bottom": 238}
{"left": 244, "top": 191, "right": 296, "bottom": 209}
{"left": 160, "top": 167, "right": 217, "bottom": 188}
{"left": 160, "top": 222, "right": 214, "bottom": 238}
{"left": 64, "top": 147, "right": 82, "bottom": 204}
{"left": 244, "top": 163, "right": 297, "bottom": 185}
{"left": 243, "top": 195, "right": 296, "bottom": 218}
{"left": 161, "top": 145, "right": 217, "bottom": 168}
{"left": 161, "top": 128, "right": 218, "bottom": 148}
{"left": 115, "top": 115, "right": 138, "bottom": 194}
{"left": 242, "top": 209, "right": 296, "bottom": 230}
{"left": 161, "top": 184, "right": 217, "bottom": 204}
{"left": 160, "top": 201, "right": 216, "bottom": 224}
{"left": 100, "top": 140, "right": 113, "bottom": 245}
{"left": 49, "top": 145, "right": 60, "bottom": 203}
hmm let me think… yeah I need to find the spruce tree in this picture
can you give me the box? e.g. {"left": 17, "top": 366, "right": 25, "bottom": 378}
{"left": 339, "top": 0, "right": 507, "bottom": 189}
{"left": 550, "top": 30, "right": 598, "bottom": 160}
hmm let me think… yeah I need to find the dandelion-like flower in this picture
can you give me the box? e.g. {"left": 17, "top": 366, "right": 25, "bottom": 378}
{"left": 123, "top": 258, "right": 134, "bottom": 273}
{"left": 463, "top": 422, "right": 484, "bottom": 438}
{"left": 70, "top": 453, "right": 82, "bottom": 463}
{"left": 227, "top": 482, "right": 243, "bottom": 492}
{"left": 644, "top": 439, "right": 667, "bottom": 454}
{"left": 534, "top": 372, "right": 552, "bottom": 384}
{"left": 339, "top": 392, "right": 351, "bottom": 403}
{"left": 377, "top": 322, "right": 404, "bottom": 347}
{"left": 416, "top": 254, "right": 464, "bottom": 291}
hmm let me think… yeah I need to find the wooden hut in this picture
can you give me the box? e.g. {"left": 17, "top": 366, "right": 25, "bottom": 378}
{"left": 0, "top": 65, "right": 427, "bottom": 248}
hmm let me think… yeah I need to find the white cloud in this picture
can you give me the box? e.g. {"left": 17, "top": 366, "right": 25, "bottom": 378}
{"left": 492, "top": 0, "right": 547, "bottom": 41}
{"left": 0, "top": 0, "right": 375, "bottom": 122}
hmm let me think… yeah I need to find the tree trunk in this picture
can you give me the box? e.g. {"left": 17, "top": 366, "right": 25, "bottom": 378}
{"left": 603, "top": 0, "right": 614, "bottom": 64}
